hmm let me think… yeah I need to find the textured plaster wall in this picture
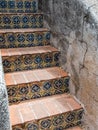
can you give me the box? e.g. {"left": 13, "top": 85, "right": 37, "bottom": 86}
{"left": 39, "top": 0, "right": 98, "bottom": 129}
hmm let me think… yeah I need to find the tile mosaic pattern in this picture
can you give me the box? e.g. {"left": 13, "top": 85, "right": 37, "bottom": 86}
{"left": 0, "top": 30, "right": 50, "bottom": 48}
{"left": 13, "top": 118, "right": 82, "bottom": 130}
{"left": 9, "top": 87, "right": 84, "bottom": 130}
{"left": 7, "top": 77, "right": 70, "bottom": 105}
{"left": 12, "top": 108, "right": 84, "bottom": 130}
{"left": 2, "top": 51, "right": 60, "bottom": 73}
{"left": 0, "top": 13, "right": 43, "bottom": 29}
{"left": 0, "top": 0, "right": 84, "bottom": 129}
{"left": 0, "top": 0, "right": 38, "bottom": 13}
{"left": 9, "top": 94, "right": 84, "bottom": 130}
{"left": 26, "top": 109, "right": 83, "bottom": 130}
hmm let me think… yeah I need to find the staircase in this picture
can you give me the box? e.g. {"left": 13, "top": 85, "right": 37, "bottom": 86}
{"left": 0, "top": 0, "right": 84, "bottom": 130}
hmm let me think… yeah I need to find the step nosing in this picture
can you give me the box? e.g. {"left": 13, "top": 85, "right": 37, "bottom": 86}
{"left": 0, "top": 28, "right": 49, "bottom": 33}
{"left": 12, "top": 75, "right": 17, "bottom": 85}
{"left": 1, "top": 46, "right": 59, "bottom": 57}
{"left": 6, "top": 75, "right": 69, "bottom": 86}
{"left": 5, "top": 67, "right": 69, "bottom": 86}
{"left": 2, "top": 51, "right": 59, "bottom": 57}
{"left": 11, "top": 108, "right": 83, "bottom": 121}
{"left": 10, "top": 108, "right": 83, "bottom": 125}
{"left": 9, "top": 94, "right": 84, "bottom": 127}
{"left": 22, "top": 73, "right": 28, "bottom": 83}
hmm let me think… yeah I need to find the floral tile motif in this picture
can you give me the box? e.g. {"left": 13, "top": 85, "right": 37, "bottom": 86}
{"left": 12, "top": 125, "right": 23, "bottom": 130}
{"left": 3, "top": 52, "right": 60, "bottom": 73}
{"left": 65, "top": 111, "right": 76, "bottom": 124}
{"left": 0, "top": 0, "right": 38, "bottom": 13}
{"left": 43, "top": 81, "right": 52, "bottom": 91}
{"left": 53, "top": 126, "right": 64, "bottom": 130}
{"left": 0, "top": 14, "right": 43, "bottom": 29}
{"left": 76, "top": 109, "right": 84, "bottom": 121}
{"left": 18, "top": 84, "right": 30, "bottom": 102}
{"left": 39, "top": 118, "right": 51, "bottom": 129}
{"left": 7, "top": 86, "right": 18, "bottom": 97}
{"left": 12, "top": 108, "right": 84, "bottom": 129}
{"left": 52, "top": 115, "right": 64, "bottom": 127}
{"left": 25, "top": 121, "right": 39, "bottom": 130}
{"left": 0, "top": 31, "right": 50, "bottom": 48}
{"left": 7, "top": 77, "right": 70, "bottom": 105}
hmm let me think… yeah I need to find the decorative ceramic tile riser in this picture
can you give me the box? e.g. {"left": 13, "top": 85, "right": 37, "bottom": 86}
{"left": 0, "top": 13, "right": 43, "bottom": 29}
{"left": 0, "top": 31, "right": 50, "bottom": 48}
{"left": 12, "top": 109, "right": 84, "bottom": 130}
{"left": 0, "top": 0, "right": 38, "bottom": 13}
{"left": 2, "top": 52, "right": 60, "bottom": 73}
{"left": 7, "top": 77, "right": 70, "bottom": 105}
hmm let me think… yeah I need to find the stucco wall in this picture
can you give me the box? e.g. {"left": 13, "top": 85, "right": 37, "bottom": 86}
{"left": 39, "top": 0, "right": 98, "bottom": 129}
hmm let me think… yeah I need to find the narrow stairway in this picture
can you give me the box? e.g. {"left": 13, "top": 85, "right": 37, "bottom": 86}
{"left": 0, "top": 0, "right": 84, "bottom": 130}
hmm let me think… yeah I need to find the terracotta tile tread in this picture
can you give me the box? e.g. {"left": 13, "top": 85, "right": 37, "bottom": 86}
{"left": 0, "top": 28, "right": 49, "bottom": 33}
{"left": 1, "top": 45, "right": 58, "bottom": 57}
{"left": 65, "top": 126, "right": 83, "bottom": 130}
{"left": 9, "top": 94, "right": 83, "bottom": 126}
{"left": 5, "top": 67, "right": 68, "bottom": 86}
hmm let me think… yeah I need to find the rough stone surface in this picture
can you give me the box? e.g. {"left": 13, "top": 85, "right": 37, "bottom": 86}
{"left": 0, "top": 53, "right": 10, "bottom": 130}
{"left": 39, "top": 0, "right": 98, "bottom": 129}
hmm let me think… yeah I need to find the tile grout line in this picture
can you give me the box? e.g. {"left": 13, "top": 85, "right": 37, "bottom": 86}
{"left": 73, "top": 96, "right": 85, "bottom": 109}
{"left": 7, "top": 49, "right": 10, "bottom": 56}
{"left": 40, "top": 102, "right": 50, "bottom": 117}
{"left": 54, "top": 102, "right": 63, "bottom": 114}
{"left": 29, "top": 104, "right": 38, "bottom": 120}
{"left": 32, "top": 72, "right": 41, "bottom": 82}
{"left": 67, "top": 102, "right": 74, "bottom": 111}
{"left": 22, "top": 73, "right": 28, "bottom": 83}
{"left": 12, "top": 74, "right": 17, "bottom": 85}
{"left": 18, "top": 49, "right": 21, "bottom": 55}
{"left": 18, "top": 109, "right": 24, "bottom": 123}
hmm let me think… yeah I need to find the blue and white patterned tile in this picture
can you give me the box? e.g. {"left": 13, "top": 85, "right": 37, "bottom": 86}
{"left": 0, "top": 13, "right": 43, "bottom": 29}
{"left": 0, "top": 31, "right": 50, "bottom": 48}
{"left": 0, "top": 0, "right": 38, "bottom": 13}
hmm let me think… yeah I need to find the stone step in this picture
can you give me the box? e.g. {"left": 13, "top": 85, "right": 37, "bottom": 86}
{"left": 9, "top": 94, "right": 84, "bottom": 130}
{"left": 1, "top": 45, "right": 60, "bottom": 73}
{"left": 0, "top": 13, "right": 43, "bottom": 29}
{"left": 5, "top": 67, "right": 70, "bottom": 105}
{"left": 0, "top": 28, "right": 50, "bottom": 48}
{"left": 0, "top": 0, "right": 38, "bottom": 13}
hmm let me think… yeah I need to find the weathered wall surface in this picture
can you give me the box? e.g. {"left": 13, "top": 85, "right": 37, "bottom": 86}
{"left": 39, "top": 0, "right": 98, "bottom": 129}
